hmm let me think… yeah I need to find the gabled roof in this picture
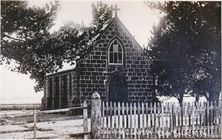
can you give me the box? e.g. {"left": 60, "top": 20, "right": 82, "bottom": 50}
{"left": 46, "top": 17, "right": 153, "bottom": 77}
{"left": 45, "top": 61, "right": 76, "bottom": 76}
{"left": 83, "top": 17, "right": 153, "bottom": 63}
{"left": 92, "top": 17, "right": 143, "bottom": 50}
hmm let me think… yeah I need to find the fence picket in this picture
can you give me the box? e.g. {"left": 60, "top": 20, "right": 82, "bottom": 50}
{"left": 203, "top": 102, "right": 207, "bottom": 138}
{"left": 138, "top": 102, "right": 141, "bottom": 139}
{"left": 110, "top": 102, "right": 113, "bottom": 130}
{"left": 150, "top": 102, "right": 154, "bottom": 138}
{"left": 210, "top": 101, "right": 214, "bottom": 138}
{"left": 141, "top": 102, "right": 145, "bottom": 138}
{"left": 122, "top": 102, "right": 125, "bottom": 128}
{"left": 166, "top": 103, "right": 170, "bottom": 138}
{"left": 122, "top": 102, "right": 125, "bottom": 139}
{"left": 113, "top": 102, "right": 116, "bottom": 138}
{"left": 101, "top": 101, "right": 104, "bottom": 138}
{"left": 163, "top": 103, "right": 166, "bottom": 138}
{"left": 145, "top": 102, "right": 148, "bottom": 138}
{"left": 199, "top": 102, "right": 202, "bottom": 138}
{"left": 214, "top": 101, "right": 217, "bottom": 137}
{"left": 126, "top": 102, "right": 129, "bottom": 129}
{"left": 170, "top": 103, "right": 173, "bottom": 138}
{"left": 117, "top": 102, "right": 121, "bottom": 139}
{"left": 216, "top": 101, "right": 220, "bottom": 136}
{"left": 130, "top": 102, "right": 133, "bottom": 139}
{"left": 97, "top": 100, "right": 220, "bottom": 139}
{"left": 105, "top": 101, "right": 109, "bottom": 139}
{"left": 133, "top": 102, "right": 137, "bottom": 139}
{"left": 187, "top": 102, "right": 191, "bottom": 138}
{"left": 157, "top": 102, "right": 160, "bottom": 139}
{"left": 154, "top": 102, "right": 157, "bottom": 139}
{"left": 197, "top": 102, "right": 200, "bottom": 138}
{"left": 101, "top": 102, "right": 104, "bottom": 127}
{"left": 207, "top": 101, "right": 210, "bottom": 137}
{"left": 184, "top": 102, "right": 187, "bottom": 138}
{"left": 177, "top": 105, "right": 180, "bottom": 138}
{"left": 138, "top": 101, "right": 141, "bottom": 139}
{"left": 191, "top": 102, "right": 194, "bottom": 137}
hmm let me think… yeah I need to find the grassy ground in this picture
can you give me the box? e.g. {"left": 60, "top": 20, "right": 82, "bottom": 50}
{"left": 0, "top": 110, "right": 90, "bottom": 139}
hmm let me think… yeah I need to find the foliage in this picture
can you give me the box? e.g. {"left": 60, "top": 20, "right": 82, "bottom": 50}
{"left": 1, "top": 1, "right": 58, "bottom": 91}
{"left": 91, "top": 2, "right": 113, "bottom": 32}
{"left": 146, "top": 2, "right": 221, "bottom": 102}
{"left": 1, "top": 1, "right": 113, "bottom": 92}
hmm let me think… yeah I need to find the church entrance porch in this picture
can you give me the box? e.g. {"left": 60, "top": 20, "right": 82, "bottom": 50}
{"left": 107, "top": 72, "right": 128, "bottom": 102}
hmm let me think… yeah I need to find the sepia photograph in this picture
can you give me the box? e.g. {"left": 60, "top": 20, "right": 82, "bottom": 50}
{"left": 0, "top": 0, "right": 221, "bottom": 139}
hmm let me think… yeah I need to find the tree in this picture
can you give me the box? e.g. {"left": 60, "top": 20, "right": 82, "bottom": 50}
{"left": 1, "top": 1, "right": 59, "bottom": 91}
{"left": 91, "top": 2, "right": 113, "bottom": 32}
{"left": 1, "top": 1, "right": 113, "bottom": 92}
{"left": 146, "top": 2, "right": 221, "bottom": 104}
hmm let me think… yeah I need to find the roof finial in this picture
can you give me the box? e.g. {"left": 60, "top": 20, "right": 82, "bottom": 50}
{"left": 112, "top": 4, "right": 120, "bottom": 17}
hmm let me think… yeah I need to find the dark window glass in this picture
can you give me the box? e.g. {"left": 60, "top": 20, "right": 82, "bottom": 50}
{"left": 110, "top": 53, "right": 113, "bottom": 63}
{"left": 110, "top": 45, "right": 113, "bottom": 51}
{"left": 118, "top": 53, "right": 122, "bottom": 62}
{"left": 114, "top": 53, "right": 117, "bottom": 63}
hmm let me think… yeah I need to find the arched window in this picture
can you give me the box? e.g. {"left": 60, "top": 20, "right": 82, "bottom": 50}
{"left": 108, "top": 39, "right": 123, "bottom": 65}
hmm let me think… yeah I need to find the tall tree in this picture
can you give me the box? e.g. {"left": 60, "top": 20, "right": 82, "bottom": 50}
{"left": 1, "top": 1, "right": 113, "bottom": 92}
{"left": 146, "top": 2, "right": 221, "bottom": 103}
{"left": 1, "top": 1, "right": 58, "bottom": 91}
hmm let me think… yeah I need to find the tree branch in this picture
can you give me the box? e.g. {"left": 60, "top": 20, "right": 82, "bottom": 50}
{"left": 2, "top": 33, "right": 25, "bottom": 42}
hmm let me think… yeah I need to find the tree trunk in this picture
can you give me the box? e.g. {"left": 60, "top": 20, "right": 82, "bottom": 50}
{"left": 178, "top": 94, "right": 183, "bottom": 107}
{"left": 195, "top": 93, "right": 199, "bottom": 102}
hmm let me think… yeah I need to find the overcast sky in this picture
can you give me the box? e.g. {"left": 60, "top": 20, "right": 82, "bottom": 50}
{"left": 0, "top": 1, "right": 162, "bottom": 104}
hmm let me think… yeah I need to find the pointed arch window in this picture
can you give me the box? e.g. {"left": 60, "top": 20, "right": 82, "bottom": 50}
{"left": 108, "top": 39, "right": 123, "bottom": 65}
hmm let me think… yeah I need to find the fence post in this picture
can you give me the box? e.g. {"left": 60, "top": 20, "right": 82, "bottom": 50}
{"left": 91, "top": 91, "right": 101, "bottom": 139}
{"left": 220, "top": 92, "right": 222, "bottom": 137}
{"left": 83, "top": 100, "right": 88, "bottom": 139}
{"left": 33, "top": 106, "right": 37, "bottom": 139}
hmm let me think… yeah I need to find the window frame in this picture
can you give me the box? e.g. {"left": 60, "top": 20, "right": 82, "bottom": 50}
{"left": 108, "top": 39, "right": 124, "bottom": 65}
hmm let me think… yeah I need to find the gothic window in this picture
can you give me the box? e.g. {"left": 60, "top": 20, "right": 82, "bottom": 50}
{"left": 108, "top": 39, "right": 123, "bottom": 65}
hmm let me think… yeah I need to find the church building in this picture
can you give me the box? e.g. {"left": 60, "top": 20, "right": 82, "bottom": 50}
{"left": 42, "top": 6, "right": 156, "bottom": 110}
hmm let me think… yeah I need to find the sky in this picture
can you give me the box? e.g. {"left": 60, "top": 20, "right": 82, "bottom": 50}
{"left": 0, "top": 1, "right": 162, "bottom": 104}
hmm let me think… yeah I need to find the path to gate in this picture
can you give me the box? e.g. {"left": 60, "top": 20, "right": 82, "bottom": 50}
{"left": 90, "top": 91, "right": 221, "bottom": 139}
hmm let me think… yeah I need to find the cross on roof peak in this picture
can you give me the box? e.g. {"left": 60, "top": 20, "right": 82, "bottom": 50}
{"left": 112, "top": 4, "right": 120, "bottom": 17}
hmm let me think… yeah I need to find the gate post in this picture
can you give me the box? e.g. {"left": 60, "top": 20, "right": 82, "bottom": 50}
{"left": 91, "top": 91, "right": 101, "bottom": 139}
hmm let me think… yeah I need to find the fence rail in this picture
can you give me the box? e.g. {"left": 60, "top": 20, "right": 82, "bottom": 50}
{"left": 0, "top": 103, "right": 41, "bottom": 110}
{"left": 93, "top": 99, "right": 221, "bottom": 139}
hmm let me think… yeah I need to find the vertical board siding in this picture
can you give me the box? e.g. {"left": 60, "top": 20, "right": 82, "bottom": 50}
{"left": 99, "top": 101, "right": 221, "bottom": 139}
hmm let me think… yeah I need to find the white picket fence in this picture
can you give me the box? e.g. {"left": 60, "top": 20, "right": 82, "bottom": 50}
{"left": 98, "top": 101, "right": 221, "bottom": 139}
